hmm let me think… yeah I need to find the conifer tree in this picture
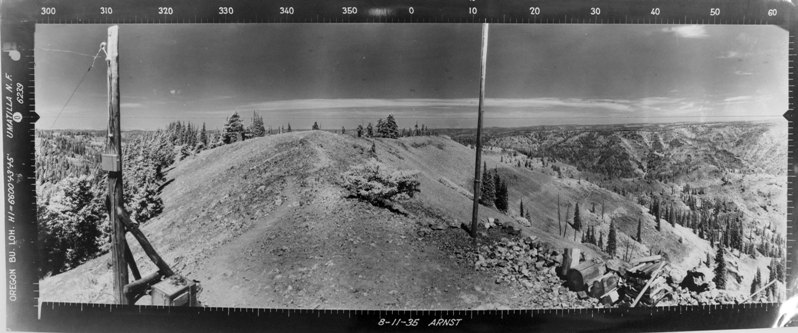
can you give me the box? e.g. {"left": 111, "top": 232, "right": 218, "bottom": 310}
{"left": 520, "top": 201, "right": 524, "bottom": 218}
{"left": 751, "top": 268, "right": 762, "bottom": 298}
{"left": 287, "top": 123, "right": 292, "bottom": 132}
{"left": 495, "top": 180, "right": 509, "bottom": 212}
{"left": 356, "top": 124, "right": 363, "bottom": 137}
{"left": 341, "top": 126, "right": 346, "bottom": 134}
{"left": 250, "top": 111, "right": 266, "bottom": 137}
{"left": 607, "top": 220, "right": 617, "bottom": 257}
{"left": 480, "top": 163, "right": 496, "bottom": 207}
{"left": 573, "top": 202, "right": 582, "bottom": 234}
{"left": 199, "top": 122, "right": 208, "bottom": 147}
{"left": 366, "top": 122, "right": 373, "bottom": 137}
{"left": 312, "top": 122, "right": 320, "bottom": 130}
{"left": 636, "top": 217, "right": 642, "bottom": 242}
{"left": 222, "top": 112, "right": 245, "bottom": 144}
{"left": 385, "top": 114, "right": 399, "bottom": 138}
{"left": 713, "top": 244, "right": 727, "bottom": 289}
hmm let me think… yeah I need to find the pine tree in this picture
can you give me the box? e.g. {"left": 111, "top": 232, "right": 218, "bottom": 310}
{"left": 480, "top": 164, "right": 496, "bottom": 207}
{"left": 199, "top": 122, "right": 208, "bottom": 147}
{"left": 655, "top": 199, "right": 662, "bottom": 231}
{"left": 356, "top": 124, "right": 363, "bottom": 138}
{"left": 495, "top": 180, "right": 509, "bottom": 212}
{"left": 520, "top": 201, "right": 524, "bottom": 218}
{"left": 636, "top": 217, "right": 642, "bottom": 242}
{"left": 768, "top": 260, "right": 778, "bottom": 296}
{"left": 607, "top": 220, "right": 617, "bottom": 257}
{"left": 250, "top": 112, "right": 266, "bottom": 137}
{"left": 751, "top": 268, "right": 762, "bottom": 298}
{"left": 312, "top": 122, "right": 320, "bottom": 130}
{"left": 376, "top": 119, "right": 385, "bottom": 137}
{"left": 366, "top": 122, "right": 373, "bottom": 137}
{"left": 222, "top": 112, "right": 245, "bottom": 144}
{"left": 385, "top": 114, "right": 399, "bottom": 138}
{"left": 713, "top": 244, "right": 727, "bottom": 289}
{"left": 341, "top": 126, "right": 346, "bottom": 135}
{"left": 287, "top": 123, "right": 292, "bottom": 132}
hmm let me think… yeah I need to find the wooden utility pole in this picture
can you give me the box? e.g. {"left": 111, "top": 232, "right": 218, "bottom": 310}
{"left": 104, "top": 25, "right": 128, "bottom": 304}
{"left": 470, "top": 23, "right": 489, "bottom": 238}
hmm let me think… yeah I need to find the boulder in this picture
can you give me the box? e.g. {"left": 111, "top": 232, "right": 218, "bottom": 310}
{"left": 680, "top": 270, "right": 709, "bottom": 293}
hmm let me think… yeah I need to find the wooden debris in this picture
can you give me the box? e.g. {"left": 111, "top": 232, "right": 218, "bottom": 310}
{"left": 566, "top": 260, "right": 606, "bottom": 292}
{"left": 631, "top": 262, "right": 665, "bottom": 308}
{"left": 630, "top": 255, "right": 662, "bottom": 266}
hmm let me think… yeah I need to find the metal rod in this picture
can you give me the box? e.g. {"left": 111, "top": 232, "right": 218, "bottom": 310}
{"left": 470, "top": 23, "right": 489, "bottom": 239}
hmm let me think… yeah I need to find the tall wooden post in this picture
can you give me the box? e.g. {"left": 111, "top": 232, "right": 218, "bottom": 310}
{"left": 470, "top": 23, "right": 489, "bottom": 238}
{"left": 105, "top": 25, "right": 128, "bottom": 304}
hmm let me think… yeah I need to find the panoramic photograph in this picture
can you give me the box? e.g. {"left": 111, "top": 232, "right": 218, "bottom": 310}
{"left": 34, "top": 23, "right": 787, "bottom": 309}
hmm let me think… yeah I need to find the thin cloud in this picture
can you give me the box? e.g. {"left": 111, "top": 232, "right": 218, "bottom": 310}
{"left": 661, "top": 26, "right": 708, "bottom": 39}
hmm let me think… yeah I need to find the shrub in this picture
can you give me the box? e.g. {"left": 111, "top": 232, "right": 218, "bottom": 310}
{"left": 343, "top": 159, "right": 420, "bottom": 204}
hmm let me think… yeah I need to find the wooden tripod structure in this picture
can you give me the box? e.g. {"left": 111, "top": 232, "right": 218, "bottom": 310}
{"left": 103, "top": 25, "right": 177, "bottom": 305}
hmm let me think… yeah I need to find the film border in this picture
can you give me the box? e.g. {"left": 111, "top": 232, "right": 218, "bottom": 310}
{"left": 1, "top": 0, "right": 796, "bottom": 331}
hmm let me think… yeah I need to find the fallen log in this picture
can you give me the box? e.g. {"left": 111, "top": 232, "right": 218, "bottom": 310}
{"left": 566, "top": 261, "right": 606, "bottom": 292}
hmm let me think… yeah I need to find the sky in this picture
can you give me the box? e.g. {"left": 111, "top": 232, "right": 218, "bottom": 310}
{"left": 35, "top": 24, "right": 788, "bottom": 130}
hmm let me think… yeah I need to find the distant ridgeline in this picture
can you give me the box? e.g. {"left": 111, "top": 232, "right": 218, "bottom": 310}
{"left": 35, "top": 112, "right": 437, "bottom": 277}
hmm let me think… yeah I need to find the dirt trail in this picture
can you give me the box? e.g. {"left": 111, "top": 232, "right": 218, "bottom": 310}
{"left": 196, "top": 178, "right": 299, "bottom": 306}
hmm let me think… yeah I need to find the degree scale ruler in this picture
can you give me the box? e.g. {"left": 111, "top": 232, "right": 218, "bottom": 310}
{"left": 2, "top": 0, "right": 797, "bottom": 332}
{"left": 1, "top": 0, "right": 795, "bottom": 24}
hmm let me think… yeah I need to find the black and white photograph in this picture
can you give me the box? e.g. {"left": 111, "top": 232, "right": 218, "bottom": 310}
{"left": 33, "top": 23, "right": 788, "bottom": 309}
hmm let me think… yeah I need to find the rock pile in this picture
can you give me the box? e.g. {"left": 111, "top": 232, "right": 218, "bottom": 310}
{"left": 474, "top": 237, "right": 600, "bottom": 308}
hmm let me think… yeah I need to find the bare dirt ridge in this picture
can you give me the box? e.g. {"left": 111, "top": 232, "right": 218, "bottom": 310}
{"left": 40, "top": 126, "right": 784, "bottom": 308}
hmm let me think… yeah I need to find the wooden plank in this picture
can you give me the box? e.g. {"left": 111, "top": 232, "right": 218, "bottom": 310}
{"left": 124, "top": 244, "right": 141, "bottom": 280}
{"left": 105, "top": 25, "right": 128, "bottom": 305}
{"left": 631, "top": 262, "right": 665, "bottom": 308}
{"left": 630, "top": 255, "right": 662, "bottom": 265}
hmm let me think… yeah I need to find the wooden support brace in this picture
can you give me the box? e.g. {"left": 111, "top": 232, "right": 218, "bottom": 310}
{"left": 124, "top": 244, "right": 142, "bottom": 280}
{"left": 116, "top": 205, "right": 175, "bottom": 277}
